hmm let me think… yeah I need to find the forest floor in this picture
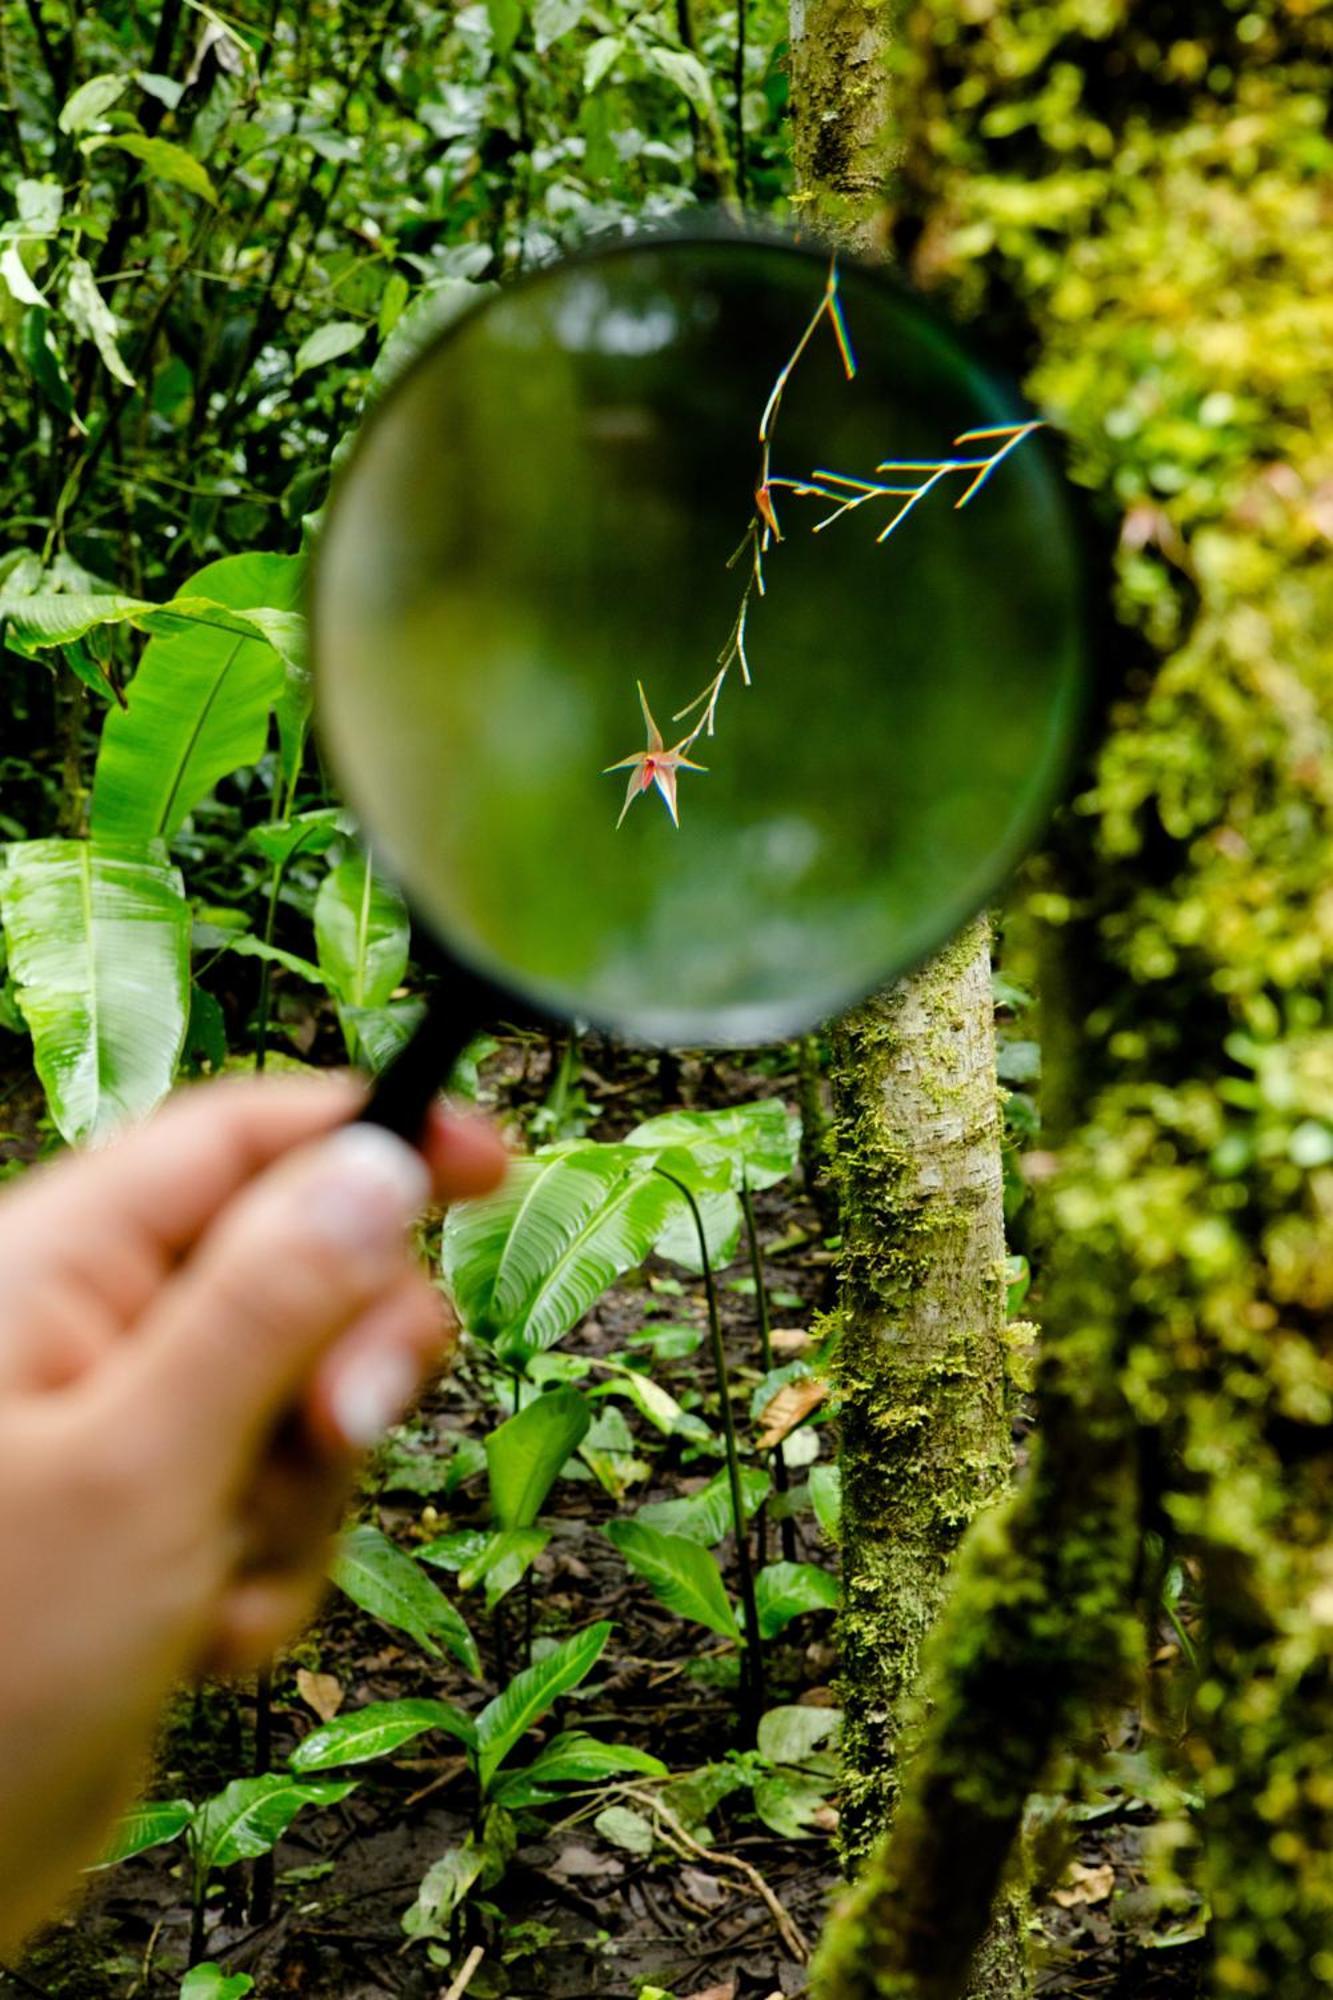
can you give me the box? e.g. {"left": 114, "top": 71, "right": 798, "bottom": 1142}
{"left": 2, "top": 1036, "right": 1206, "bottom": 2000}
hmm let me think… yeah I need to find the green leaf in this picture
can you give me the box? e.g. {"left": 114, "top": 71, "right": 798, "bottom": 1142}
{"left": 752, "top": 1770, "right": 833, "bottom": 1839}
{"left": 401, "top": 1842, "right": 485, "bottom": 1938}
{"left": 756, "top": 1705, "right": 841, "bottom": 1768}
{"left": 59, "top": 72, "right": 131, "bottom": 132}
{"left": 489, "top": 1730, "right": 667, "bottom": 1806}
{"left": 192, "top": 1774, "right": 355, "bottom": 1882}
{"left": 579, "top": 1402, "right": 651, "bottom": 1498}
{"left": 626, "top": 1101, "right": 801, "bottom": 1193}
{"left": 289, "top": 1698, "right": 477, "bottom": 1772}
{"left": 460, "top": 1525, "right": 550, "bottom": 1609}
{"left": 808, "top": 1462, "right": 842, "bottom": 1543}
{"left": 224, "top": 935, "right": 325, "bottom": 987}
{"left": 314, "top": 854, "right": 409, "bottom": 1013}
{"left": 246, "top": 809, "right": 346, "bottom": 867}
{"left": 369, "top": 280, "right": 491, "bottom": 404}
{"left": 95, "top": 1798, "right": 193, "bottom": 1868}
{"left": 330, "top": 1525, "right": 480, "bottom": 1676}
{"left": 0, "top": 839, "right": 190, "bottom": 1143}
{"left": 653, "top": 1189, "right": 741, "bottom": 1273}
{"left": 637, "top": 1466, "right": 770, "bottom": 1546}
{"left": 91, "top": 554, "right": 305, "bottom": 844}
{"left": 20, "top": 307, "right": 76, "bottom": 419}
{"left": 16, "top": 177, "right": 64, "bottom": 235}
{"left": 338, "top": 997, "right": 424, "bottom": 1073}
{"left": 293, "top": 319, "right": 368, "bottom": 376}
{"left": 64, "top": 255, "right": 135, "bottom": 385}
{"left": 179, "top": 1966, "right": 255, "bottom": 2000}
{"left": 583, "top": 34, "right": 623, "bottom": 89}
{"left": 754, "top": 1561, "right": 839, "bottom": 1639}
{"left": 594, "top": 1804, "right": 654, "bottom": 1855}
{"left": 487, "top": 1385, "right": 591, "bottom": 1528}
{"left": 441, "top": 1143, "right": 682, "bottom": 1364}
{"left": 596, "top": 1365, "right": 687, "bottom": 1437}
{"left": 606, "top": 1520, "right": 740, "bottom": 1641}
{"left": 487, "top": 0, "right": 524, "bottom": 59}
{"left": 533, "top": 0, "right": 584, "bottom": 49}
{"left": 1, "top": 244, "right": 48, "bottom": 307}
{"left": 88, "top": 134, "right": 218, "bottom": 205}
{"left": 643, "top": 45, "right": 716, "bottom": 118}
{"left": 418, "top": 1528, "right": 490, "bottom": 1573}
{"left": 474, "top": 1621, "right": 612, "bottom": 1793}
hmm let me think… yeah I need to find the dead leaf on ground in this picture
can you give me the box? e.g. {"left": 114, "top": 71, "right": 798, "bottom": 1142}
{"left": 295, "top": 1669, "right": 343, "bottom": 1722}
{"left": 769, "top": 1328, "right": 813, "bottom": 1356}
{"left": 1052, "top": 1861, "right": 1116, "bottom": 1909}
{"left": 755, "top": 1376, "right": 828, "bottom": 1450}
{"left": 550, "top": 1842, "right": 623, "bottom": 1881}
{"left": 681, "top": 1985, "right": 736, "bottom": 2000}
{"left": 677, "top": 1865, "right": 728, "bottom": 1911}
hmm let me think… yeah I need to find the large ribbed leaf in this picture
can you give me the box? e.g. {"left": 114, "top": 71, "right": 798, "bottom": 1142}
{"left": 191, "top": 1774, "right": 356, "bottom": 1889}
{"left": 441, "top": 1145, "right": 683, "bottom": 1364}
{"left": 486, "top": 1386, "right": 591, "bottom": 1528}
{"left": 90, "top": 553, "right": 305, "bottom": 843}
{"left": 474, "top": 1621, "right": 611, "bottom": 1794}
{"left": 0, "top": 838, "right": 190, "bottom": 1142}
{"left": 330, "top": 1524, "right": 480, "bottom": 1676}
{"left": 626, "top": 1100, "right": 802, "bottom": 1193}
{"left": 605, "top": 1519, "right": 740, "bottom": 1641}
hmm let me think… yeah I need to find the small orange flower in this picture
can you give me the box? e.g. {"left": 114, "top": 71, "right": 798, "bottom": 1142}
{"left": 604, "top": 682, "right": 707, "bottom": 828}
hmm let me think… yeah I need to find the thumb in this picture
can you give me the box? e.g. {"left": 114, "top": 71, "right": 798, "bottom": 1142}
{"left": 103, "top": 1125, "right": 433, "bottom": 1492}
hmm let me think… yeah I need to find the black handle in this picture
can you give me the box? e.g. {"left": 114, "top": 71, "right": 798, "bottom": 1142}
{"left": 356, "top": 963, "right": 499, "bottom": 1143}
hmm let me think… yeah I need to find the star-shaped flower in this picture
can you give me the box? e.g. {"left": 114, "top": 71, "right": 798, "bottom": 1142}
{"left": 604, "top": 682, "right": 707, "bottom": 828}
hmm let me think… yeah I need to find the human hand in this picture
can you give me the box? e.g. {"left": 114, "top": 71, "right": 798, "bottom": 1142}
{"left": 0, "top": 1073, "right": 506, "bottom": 1955}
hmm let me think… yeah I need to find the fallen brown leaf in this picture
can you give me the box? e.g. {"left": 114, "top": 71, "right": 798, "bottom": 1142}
{"left": 295, "top": 1669, "right": 343, "bottom": 1722}
{"left": 756, "top": 1375, "right": 828, "bottom": 1450}
{"left": 770, "top": 1328, "right": 813, "bottom": 1356}
{"left": 681, "top": 1985, "right": 736, "bottom": 2000}
{"left": 1051, "top": 1861, "right": 1115, "bottom": 1909}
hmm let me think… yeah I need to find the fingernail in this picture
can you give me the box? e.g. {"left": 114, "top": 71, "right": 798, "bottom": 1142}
{"left": 309, "top": 1126, "right": 432, "bottom": 1260}
{"left": 329, "top": 1344, "right": 421, "bottom": 1448}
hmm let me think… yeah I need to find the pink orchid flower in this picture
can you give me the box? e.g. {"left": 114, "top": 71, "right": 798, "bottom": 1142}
{"left": 604, "top": 682, "right": 707, "bottom": 828}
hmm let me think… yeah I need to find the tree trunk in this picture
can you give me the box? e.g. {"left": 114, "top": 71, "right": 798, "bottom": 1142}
{"left": 784, "top": 11, "right": 1026, "bottom": 1993}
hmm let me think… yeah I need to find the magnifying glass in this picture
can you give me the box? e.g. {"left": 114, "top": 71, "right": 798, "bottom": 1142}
{"left": 310, "top": 227, "right": 1092, "bottom": 1139}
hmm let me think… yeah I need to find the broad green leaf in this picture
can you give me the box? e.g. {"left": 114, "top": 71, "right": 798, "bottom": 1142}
{"left": 595, "top": 1365, "right": 686, "bottom": 1437}
{"left": 289, "top": 1697, "right": 477, "bottom": 1772}
{"left": 594, "top": 1805, "right": 654, "bottom": 1855}
{"left": 338, "top": 997, "right": 424, "bottom": 1073}
{"left": 330, "top": 1525, "right": 480, "bottom": 1676}
{"left": 16, "top": 177, "right": 64, "bottom": 234}
{"left": 606, "top": 1520, "right": 740, "bottom": 1641}
{"left": 460, "top": 1525, "right": 549, "bottom": 1609}
{"left": 442, "top": 1143, "right": 682, "bottom": 1363}
{"left": 224, "top": 935, "right": 324, "bottom": 987}
{"left": 756, "top": 1705, "right": 842, "bottom": 1768}
{"left": 584, "top": 34, "right": 623, "bottom": 89}
{"left": 474, "top": 1621, "right": 611, "bottom": 1793}
{"left": 180, "top": 1969, "right": 254, "bottom": 2000}
{"left": 89, "top": 134, "right": 218, "bottom": 205}
{"left": 294, "top": 319, "right": 367, "bottom": 376}
{"left": 192, "top": 1774, "right": 355, "bottom": 1881}
{"left": 65, "top": 255, "right": 135, "bottom": 385}
{"left": 95, "top": 1798, "right": 193, "bottom": 1868}
{"left": 314, "top": 855, "right": 409, "bottom": 1013}
{"left": 91, "top": 554, "right": 305, "bottom": 844}
{"left": 579, "top": 1401, "right": 651, "bottom": 1498}
{"left": 180, "top": 1966, "right": 255, "bottom": 2000}
{"left": 489, "top": 1730, "right": 666, "bottom": 1807}
{"left": 663, "top": 1759, "right": 749, "bottom": 1833}
{"left": 626, "top": 1101, "right": 801, "bottom": 1193}
{"left": 808, "top": 1462, "right": 842, "bottom": 1543}
{"left": 0, "top": 590, "right": 305, "bottom": 674}
{"left": 644, "top": 44, "right": 716, "bottom": 117}
{"left": 637, "top": 1466, "right": 770, "bottom": 1547}
{"left": 0, "top": 839, "right": 190, "bottom": 1143}
{"left": 418, "top": 1528, "right": 489, "bottom": 1573}
{"left": 654, "top": 1189, "right": 742, "bottom": 1273}
{"left": 486, "top": 1385, "right": 591, "bottom": 1528}
{"left": 533, "top": 0, "right": 584, "bottom": 49}
{"left": 20, "top": 307, "right": 76, "bottom": 418}
{"left": 246, "top": 809, "right": 346, "bottom": 867}
{"left": 59, "top": 72, "right": 131, "bottom": 132}
{"left": 487, "top": 0, "right": 523, "bottom": 59}
{"left": 754, "top": 1561, "right": 839, "bottom": 1639}
{"left": 401, "top": 1841, "right": 485, "bottom": 1938}
{"left": 1, "top": 244, "right": 47, "bottom": 307}
{"left": 752, "top": 1770, "right": 833, "bottom": 1839}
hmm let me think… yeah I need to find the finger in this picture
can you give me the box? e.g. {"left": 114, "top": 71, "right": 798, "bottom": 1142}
{"left": 99, "top": 1125, "right": 436, "bottom": 1492}
{"left": 200, "top": 1571, "right": 332, "bottom": 1679}
{"left": 305, "top": 1274, "right": 458, "bottom": 1456}
{"left": 417, "top": 1102, "right": 510, "bottom": 1203}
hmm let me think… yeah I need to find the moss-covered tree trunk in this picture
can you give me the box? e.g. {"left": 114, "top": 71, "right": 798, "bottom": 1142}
{"left": 785, "top": 11, "right": 1025, "bottom": 1994}
{"left": 811, "top": 7, "right": 1333, "bottom": 1999}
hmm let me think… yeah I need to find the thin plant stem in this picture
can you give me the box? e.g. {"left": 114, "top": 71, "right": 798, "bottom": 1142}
{"left": 654, "top": 1167, "right": 764, "bottom": 1736}
{"left": 742, "top": 1176, "right": 796, "bottom": 1563}
{"left": 249, "top": 1663, "right": 274, "bottom": 1922}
